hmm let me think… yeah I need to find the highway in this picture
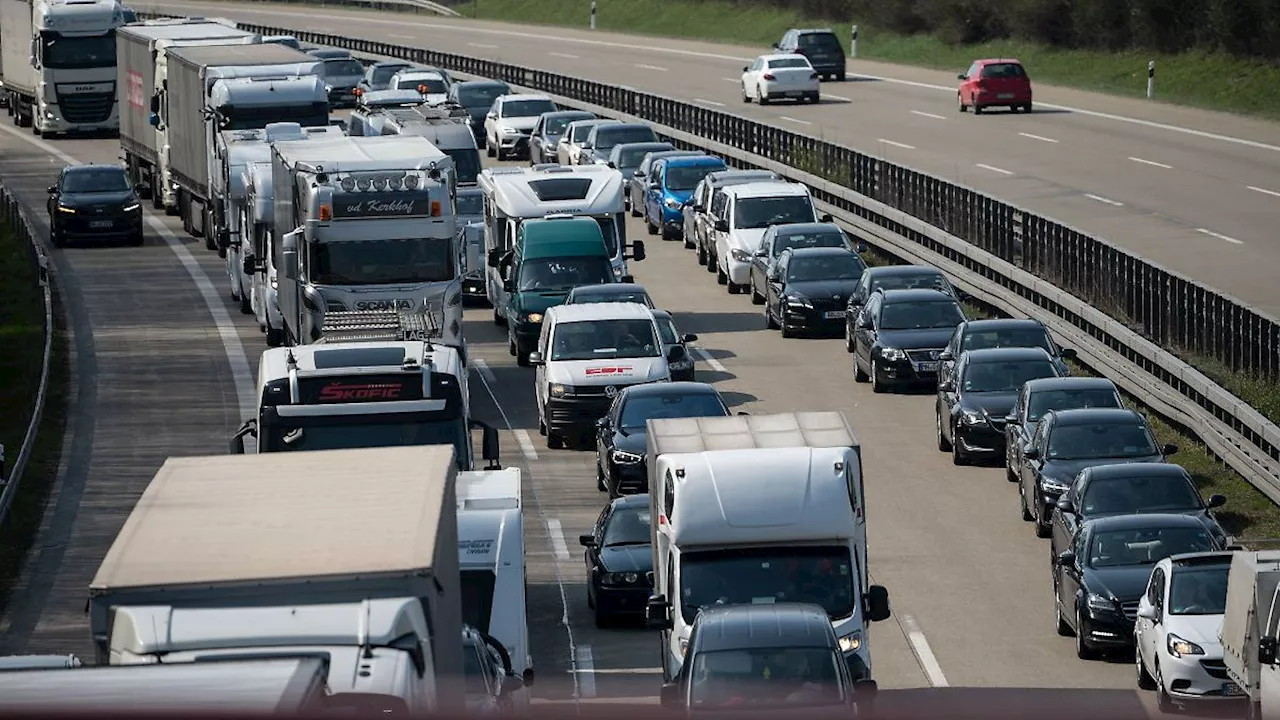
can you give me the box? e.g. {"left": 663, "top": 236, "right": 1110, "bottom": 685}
{"left": 153, "top": 1, "right": 1280, "bottom": 317}
{"left": 0, "top": 4, "right": 1222, "bottom": 713}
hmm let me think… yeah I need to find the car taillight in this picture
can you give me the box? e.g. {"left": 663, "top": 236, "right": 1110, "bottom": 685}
{"left": 762, "top": 73, "right": 775, "bottom": 80}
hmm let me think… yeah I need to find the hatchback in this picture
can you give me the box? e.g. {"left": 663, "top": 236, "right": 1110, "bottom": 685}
{"left": 958, "top": 58, "right": 1033, "bottom": 114}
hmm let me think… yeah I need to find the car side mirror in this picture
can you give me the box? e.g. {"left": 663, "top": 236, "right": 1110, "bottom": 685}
{"left": 627, "top": 241, "right": 646, "bottom": 262}
{"left": 1163, "top": 443, "right": 1179, "bottom": 456}
{"left": 1208, "top": 493, "right": 1226, "bottom": 508}
{"left": 754, "top": 248, "right": 767, "bottom": 257}
{"left": 1137, "top": 604, "right": 1157, "bottom": 620}
{"left": 938, "top": 380, "right": 954, "bottom": 392}
{"left": 528, "top": 351, "right": 544, "bottom": 366}
{"left": 579, "top": 533, "right": 595, "bottom": 547}
{"left": 1260, "top": 636, "right": 1278, "bottom": 665}
{"left": 938, "top": 350, "right": 953, "bottom": 361}
{"left": 646, "top": 595, "right": 672, "bottom": 629}
{"left": 1057, "top": 550, "right": 1075, "bottom": 566}
{"left": 46, "top": 185, "right": 57, "bottom": 194}
{"left": 819, "top": 213, "right": 833, "bottom": 223}
{"left": 714, "top": 219, "right": 729, "bottom": 233}
{"left": 681, "top": 333, "right": 697, "bottom": 342}
{"left": 854, "top": 678, "right": 878, "bottom": 700}
{"left": 607, "top": 161, "right": 616, "bottom": 168}
{"left": 957, "top": 73, "right": 967, "bottom": 80}
{"left": 502, "top": 278, "right": 514, "bottom": 293}
{"left": 955, "top": 289, "right": 971, "bottom": 302}
{"left": 660, "top": 683, "right": 681, "bottom": 707}
{"left": 148, "top": 112, "right": 159, "bottom": 127}
{"left": 1060, "top": 347, "right": 1077, "bottom": 359}
{"left": 487, "top": 248, "right": 504, "bottom": 268}
{"left": 666, "top": 345, "right": 687, "bottom": 363}
{"left": 486, "top": 111, "right": 496, "bottom": 119}
{"left": 742, "top": 65, "right": 750, "bottom": 72}
{"left": 229, "top": 434, "right": 245, "bottom": 455}
{"left": 692, "top": 204, "right": 703, "bottom": 212}
{"left": 865, "top": 584, "right": 891, "bottom": 622}
{"left": 855, "top": 239, "right": 869, "bottom": 253}
{"left": 1056, "top": 497, "right": 1075, "bottom": 513}
{"left": 633, "top": 169, "right": 644, "bottom": 177}
{"left": 620, "top": 274, "right": 636, "bottom": 283}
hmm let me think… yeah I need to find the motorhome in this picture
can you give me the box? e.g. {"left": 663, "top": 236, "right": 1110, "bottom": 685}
{"left": 643, "top": 412, "right": 890, "bottom": 683}
{"left": 1221, "top": 550, "right": 1280, "bottom": 719}
{"left": 272, "top": 135, "right": 463, "bottom": 352}
{"left": 89, "top": 446, "right": 466, "bottom": 712}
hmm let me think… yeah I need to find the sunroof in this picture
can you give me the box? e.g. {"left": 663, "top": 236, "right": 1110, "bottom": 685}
{"left": 529, "top": 178, "right": 592, "bottom": 202}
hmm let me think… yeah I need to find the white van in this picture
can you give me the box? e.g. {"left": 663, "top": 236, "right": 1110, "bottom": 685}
{"left": 528, "top": 302, "right": 681, "bottom": 449}
{"left": 712, "top": 182, "right": 829, "bottom": 294}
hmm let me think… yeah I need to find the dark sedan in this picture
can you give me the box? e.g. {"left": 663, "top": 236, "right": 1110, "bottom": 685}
{"left": 595, "top": 382, "right": 731, "bottom": 496}
{"left": 764, "top": 247, "right": 866, "bottom": 337}
{"left": 448, "top": 80, "right": 512, "bottom": 147}
{"left": 1051, "top": 463, "right": 1228, "bottom": 562}
{"left": 1053, "top": 513, "right": 1225, "bottom": 659}
{"left": 1004, "top": 377, "right": 1125, "bottom": 483}
{"left": 529, "top": 110, "right": 597, "bottom": 165}
{"left": 749, "top": 222, "right": 864, "bottom": 306}
{"left": 580, "top": 494, "right": 655, "bottom": 626}
{"left": 652, "top": 310, "right": 698, "bottom": 382}
{"left": 939, "top": 318, "right": 1077, "bottom": 384}
{"left": 48, "top": 164, "right": 144, "bottom": 247}
{"left": 936, "top": 347, "right": 1062, "bottom": 465}
{"left": 850, "top": 288, "right": 967, "bottom": 392}
{"left": 564, "top": 283, "right": 655, "bottom": 308}
{"left": 844, "top": 265, "right": 961, "bottom": 338}
{"left": 1018, "top": 408, "right": 1178, "bottom": 538}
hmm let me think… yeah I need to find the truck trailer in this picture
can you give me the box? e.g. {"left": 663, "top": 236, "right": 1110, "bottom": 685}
{"left": 1221, "top": 550, "right": 1280, "bottom": 719}
{"left": 88, "top": 446, "right": 465, "bottom": 712}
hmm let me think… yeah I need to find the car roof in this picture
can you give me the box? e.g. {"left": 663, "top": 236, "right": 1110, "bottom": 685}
{"left": 1168, "top": 551, "right": 1235, "bottom": 569}
{"left": 621, "top": 381, "right": 722, "bottom": 400}
{"left": 961, "top": 347, "right": 1053, "bottom": 363}
{"left": 543, "top": 110, "right": 595, "bottom": 118}
{"left": 961, "top": 318, "right": 1044, "bottom": 332}
{"left": 706, "top": 169, "right": 780, "bottom": 186}
{"left": 1083, "top": 513, "right": 1211, "bottom": 532}
{"left": 64, "top": 163, "right": 122, "bottom": 174}
{"left": 1023, "top": 376, "right": 1117, "bottom": 392}
{"left": 570, "top": 283, "right": 649, "bottom": 296}
{"left": 793, "top": 27, "right": 836, "bottom": 34}
{"left": 692, "top": 603, "right": 837, "bottom": 653}
{"left": 724, "top": 181, "right": 808, "bottom": 199}
{"left": 760, "top": 53, "right": 810, "bottom": 63}
{"left": 594, "top": 122, "right": 650, "bottom": 131}
{"left": 498, "top": 93, "right": 552, "bottom": 103}
{"left": 878, "top": 288, "right": 957, "bottom": 303}
{"left": 549, "top": 301, "right": 655, "bottom": 323}
{"left": 867, "top": 264, "right": 944, "bottom": 277}
{"left": 783, "top": 246, "right": 858, "bottom": 259}
{"left": 977, "top": 58, "right": 1024, "bottom": 65}
{"left": 457, "top": 79, "right": 507, "bottom": 88}
{"left": 773, "top": 222, "right": 843, "bottom": 235}
{"left": 610, "top": 493, "right": 651, "bottom": 510}
{"left": 660, "top": 155, "right": 724, "bottom": 168}
{"left": 370, "top": 60, "right": 411, "bottom": 68}
{"left": 1083, "top": 462, "right": 1189, "bottom": 481}
{"left": 1048, "top": 407, "right": 1143, "bottom": 425}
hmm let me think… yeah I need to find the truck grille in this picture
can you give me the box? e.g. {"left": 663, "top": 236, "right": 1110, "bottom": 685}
{"left": 1120, "top": 600, "right": 1139, "bottom": 621}
{"left": 1200, "top": 660, "right": 1230, "bottom": 680}
{"left": 57, "top": 91, "right": 114, "bottom": 124}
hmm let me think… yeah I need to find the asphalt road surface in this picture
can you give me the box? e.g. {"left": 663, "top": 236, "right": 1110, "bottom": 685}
{"left": 153, "top": 0, "right": 1280, "bottom": 319}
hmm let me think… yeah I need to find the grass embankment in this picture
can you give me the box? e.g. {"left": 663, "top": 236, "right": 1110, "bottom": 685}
{"left": 451, "top": 0, "right": 1280, "bottom": 120}
{"left": 0, "top": 221, "right": 69, "bottom": 614}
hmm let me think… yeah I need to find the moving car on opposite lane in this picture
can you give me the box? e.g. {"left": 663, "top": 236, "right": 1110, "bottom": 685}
{"left": 742, "top": 54, "right": 822, "bottom": 105}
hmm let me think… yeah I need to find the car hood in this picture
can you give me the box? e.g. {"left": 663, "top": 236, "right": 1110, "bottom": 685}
{"left": 726, "top": 227, "right": 767, "bottom": 251}
{"left": 514, "top": 290, "right": 569, "bottom": 315}
{"left": 541, "top": 132, "right": 563, "bottom": 146}
{"left": 548, "top": 357, "right": 669, "bottom": 386}
{"left": 1086, "top": 565, "right": 1159, "bottom": 602}
{"left": 785, "top": 279, "right": 859, "bottom": 301}
{"left": 958, "top": 391, "right": 1018, "bottom": 419}
{"left": 599, "top": 544, "right": 653, "bottom": 573}
{"left": 611, "top": 429, "right": 648, "bottom": 455}
{"left": 60, "top": 189, "right": 135, "bottom": 207}
{"left": 875, "top": 327, "right": 958, "bottom": 351}
{"left": 1166, "top": 614, "right": 1226, "bottom": 652}
{"left": 664, "top": 188, "right": 694, "bottom": 203}
{"left": 1040, "top": 455, "right": 1164, "bottom": 484}
{"left": 498, "top": 116, "right": 538, "bottom": 132}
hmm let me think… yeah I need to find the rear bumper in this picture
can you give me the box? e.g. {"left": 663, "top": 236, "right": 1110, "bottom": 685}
{"left": 975, "top": 90, "right": 1032, "bottom": 105}
{"left": 762, "top": 80, "right": 820, "bottom": 97}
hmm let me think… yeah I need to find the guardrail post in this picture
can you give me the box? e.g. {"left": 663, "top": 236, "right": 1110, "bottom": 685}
{"left": 1146, "top": 61, "right": 1155, "bottom": 99}
{"left": 850, "top": 25, "right": 858, "bottom": 59}
{"left": 590, "top": 0, "right": 596, "bottom": 30}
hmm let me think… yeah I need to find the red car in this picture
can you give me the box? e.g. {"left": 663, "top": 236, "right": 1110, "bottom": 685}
{"left": 957, "top": 59, "right": 1033, "bottom": 114}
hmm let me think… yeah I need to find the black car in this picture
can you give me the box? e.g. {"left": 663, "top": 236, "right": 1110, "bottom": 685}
{"left": 580, "top": 494, "right": 654, "bottom": 626}
{"left": 47, "top": 164, "right": 144, "bottom": 247}
{"left": 652, "top": 310, "right": 698, "bottom": 382}
{"left": 774, "top": 28, "right": 847, "bottom": 81}
{"left": 529, "top": 110, "right": 597, "bottom": 165}
{"left": 1051, "top": 463, "right": 1228, "bottom": 561}
{"left": 564, "top": 283, "right": 655, "bottom": 308}
{"left": 1018, "top": 408, "right": 1178, "bottom": 538}
{"left": 764, "top": 247, "right": 866, "bottom": 337}
{"left": 850, "top": 288, "right": 966, "bottom": 392}
{"left": 748, "top": 222, "right": 865, "bottom": 305}
{"left": 1003, "top": 377, "right": 1126, "bottom": 483}
{"left": 358, "top": 61, "right": 413, "bottom": 93}
{"left": 595, "top": 382, "right": 731, "bottom": 495}
{"left": 1053, "top": 513, "right": 1225, "bottom": 659}
{"left": 939, "top": 318, "right": 1076, "bottom": 384}
{"left": 449, "top": 80, "right": 512, "bottom": 147}
{"left": 935, "top": 347, "right": 1063, "bottom": 465}
{"left": 844, "top": 265, "right": 961, "bottom": 345}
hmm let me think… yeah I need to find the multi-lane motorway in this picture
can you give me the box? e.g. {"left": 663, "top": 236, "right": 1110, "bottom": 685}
{"left": 1, "top": 2, "right": 1265, "bottom": 713}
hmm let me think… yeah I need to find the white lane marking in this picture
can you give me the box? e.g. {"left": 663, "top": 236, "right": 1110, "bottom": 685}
{"left": 473, "top": 359, "right": 538, "bottom": 459}
{"left": 469, "top": 355, "right": 581, "bottom": 700}
{"left": 0, "top": 123, "right": 257, "bottom": 420}
{"left": 693, "top": 347, "right": 727, "bottom": 373}
{"left": 976, "top": 163, "right": 1014, "bottom": 176}
{"left": 911, "top": 110, "right": 946, "bottom": 120}
{"left": 174, "top": 2, "right": 1280, "bottom": 153}
{"left": 635, "top": 63, "right": 667, "bottom": 72}
{"left": 721, "top": 77, "right": 739, "bottom": 83}
{"left": 1197, "top": 228, "right": 1244, "bottom": 245}
{"left": 692, "top": 97, "right": 725, "bottom": 107}
{"left": 577, "top": 645, "right": 597, "bottom": 699}
{"left": 1084, "top": 193, "right": 1124, "bottom": 207}
{"left": 1129, "top": 156, "right": 1172, "bottom": 169}
{"left": 1248, "top": 185, "right": 1280, "bottom": 198}
{"left": 547, "top": 518, "right": 571, "bottom": 561}
{"left": 550, "top": 52, "right": 580, "bottom": 59}
{"left": 901, "top": 614, "right": 948, "bottom": 687}
{"left": 877, "top": 138, "right": 915, "bottom": 150}
{"left": 778, "top": 116, "right": 811, "bottom": 125}
{"left": 823, "top": 93, "right": 851, "bottom": 102}
{"left": 468, "top": 42, "right": 497, "bottom": 49}
{"left": 1019, "top": 132, "right": 1058, "bottom": 143}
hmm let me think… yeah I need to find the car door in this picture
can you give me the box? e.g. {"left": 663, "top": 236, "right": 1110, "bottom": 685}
{"left": 750, "top": 229, "right": 773, "bottom": 291}
{"left": 767, "top": 250, "right": 790, "bottom": 317}
{"left": 587, "top": 503, "right": 610, "bottom": 574}
{"left": 939, "top": 325, "right": 964, "bottom": 385}
{"left": 938, "top": 353, "right": 965, "bottom": 443}
{"left": 1051, "top": 474, "right": 1085, "bottom": 559}
{"left": 1021, "top": 416, "right": 1053, "bottom": 507}
{"left": 1137, "top": 567, "right": 1166, "bottom": 668}
{"left": 47, "top": 171, "right": 61, "bottom": 218}
{"left": 534, "top": 316, "right": 552, "bottom": 415}
{"left": 597, "top": 394, "right": 623, "bottom": 477}
{"left": 854, "top": 293, "right": 881, "bottom": 368}
{"left": 645, "top": 160, "right": 665, "bottom": 223}
{"left": 960, "top": 61, "right": 982, "bottom": 103}
{"left": 682, "top": 179, "right": 704, "bottom": 239}
{"left": 1006, "top": 385, "right": 1030, "bottom": 472}
{"left": 1057, "top": 528, "right": 1088, "bottom": 620}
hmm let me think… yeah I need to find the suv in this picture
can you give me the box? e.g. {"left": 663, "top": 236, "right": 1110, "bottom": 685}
{"left": 774, "top": 28, "right": 846, "bottom": 81}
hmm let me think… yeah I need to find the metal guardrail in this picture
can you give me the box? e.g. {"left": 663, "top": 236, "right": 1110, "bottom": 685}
{"left": 134, "top": 10, "right": 1280, "bottom": 506}
{"left": 0, "top": 183, "right": 55, "bottom": 529}
{"left": 216, "top": 0, "right": 460, "bottom": 16}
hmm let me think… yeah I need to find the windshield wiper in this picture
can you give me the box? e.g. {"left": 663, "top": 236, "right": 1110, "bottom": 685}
{"left": 604, "top": 540, "right": 650, "bottom": 547}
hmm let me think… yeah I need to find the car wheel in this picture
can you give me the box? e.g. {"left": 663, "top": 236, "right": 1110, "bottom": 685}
{"left": 854, "top": 354, "right": 868, "bottom": 383}
{"left": 487, "top": 141, "right": 495, "bottom": 158}
{"left": 50, "top": 226, "right": 66, "bottom": 248}
{"left": 508, "top": 335, "right": 517, "bottom": 356}
{"left": 957, "top": 93, "right": 967, "bottom": 112}
{"left": 596, "top": 462, "right": 607, "bottom": 492}
{"left": 706, "top": 249, "right": 717, "bottom": 273}
{"left": 870, "top": 362, "right": 886, "bottom": 393}
{"left": 266, "top": 325, "right": 284, "bottom": 348}
{"left": 130, "top": 230, "right": 145, "bottom": 247}
{"left": 780, "top": 314, "right": 793, "bottom": 338}
{"left": 683, "top": 233, "right": 695, "bottom": 250}
{"left": 764, "top": 303, "right": 777, "bottom": 330}
{"left": 1155, "top": 665, "right": 1173, "bottom": 713}
{"left": 1035, "top": 502, "right": 1051, "bottom": 538}
{"left": 1136, "top": 647, "right": 1157, "bottom": 690}
{"left": 727, "top": 279, "right": 742, "bottom": 295}
{"left": 547, "top": 431, "right": 564, "bottom": 450}
{"left": 696, "top": 241, "right": 707, "bottom": 266}
{"left": 750, "top": 279, "right": 764, "bottom": 305}
{"left": 974, "top": 104, "right": 984, "bottom": 115}
{"left": 1023, "top": 102, "right": 1033, "bottom": 113}
{"left": 586, "top": 584, "right": 595, "bottom": 610}
{"left": 539, "top": 416, "right": 547, "bottom": 436}
{"left": 1006, "top": 461, "right": 1019, "bottom": 483}
{"left": 936, "top": 410, "right": 952, "bottom": 452}
{"left": 742, "top": 84, "right": 751, "bottom": 103}
{"left": 844, "top": 323, "right": 855, "bottom": 353}
{"left": 594, "top": 609, "right": 610, "bottom": 628}
{"left": 758, "top": 86, "right": 770, "bottom": 105}
{"left": 647, "top": 216, "right": 658, "bottom": 235}
{"left": 516, "top": 349, "right": 531, "bottom": 367}
{"left": 239, "top": 291, "right": 252, "bottom": 315}
{"left": 808, "top": 92, "right": 820, "bottom": 104}
{"left": 1020, "top": 482, "right": 1034, "bottom": 521}
{"left": 716, "top": 264, "right": 728, "bottom": 285}
{"left": 1075, "top": 608, "right": 1097, "bottom": 659}
{"left": 1054, "top": 587, "right": 1072, "bottom": 636}
{"left": 951, "top": 431, "right": 967, "bottom": 465}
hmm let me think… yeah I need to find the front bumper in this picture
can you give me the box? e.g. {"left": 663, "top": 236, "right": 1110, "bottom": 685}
{"left": 1078, "top": 604, "right": 1136, "bottom": 649}
{"left": 497, "top": 133, "right": 530, "bottom": 154}
{"left": 1162, "top": 656, "right": 1248, "bottom": 702}
{"left": 593, "top": 579, "right": 652, "bottom": 618}
{"left": 54, "top": 210, "right": 143, "bottom": 241}
{"left": 39, "top": 100, "right": 119, "bottom": 133}
{"left": 546, "top": 395, "right": 613, "bottom": 436}
{"left": 1037, "top": 486, "right": 1067, "bottom": 518}
{"left": 872, "top": 353, "right": 940, "bottom": 386}
{"left": 954, "top": 422, "right": 1007, "bottom": 458}
{"left": 724, "top": 254, "right": 751, "bottom": 285}
{"left": 780, "top": 304, "right": 846, "bottom": 334}
{"left": 607, "top": 457, "right": 648, "bottom": 495}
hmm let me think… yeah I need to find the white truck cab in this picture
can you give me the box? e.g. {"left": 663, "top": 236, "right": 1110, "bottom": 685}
{"left": 529, "top": 302, "right": 675, "bottom": 449}
{"left": 713, "top": 181, "right": 829, "bottom": 294}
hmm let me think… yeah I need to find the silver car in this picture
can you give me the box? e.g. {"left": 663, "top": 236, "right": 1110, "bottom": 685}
{"left": 557, "top": 119, "right": 618, "bottom": 165}
{"left": 530, "top": 110, "right": 595, "bottom": 165}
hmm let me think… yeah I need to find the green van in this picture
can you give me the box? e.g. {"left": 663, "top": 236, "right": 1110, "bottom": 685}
{"left": 489, "top": 216, "right": 645, "bottom": 366}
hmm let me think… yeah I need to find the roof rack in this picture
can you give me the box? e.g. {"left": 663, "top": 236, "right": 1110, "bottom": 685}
{"left": 318, "top": 308, "right": 442, "bottom": 344}
{"left": 412, "top": 103, "right": 471, "bottom": 122}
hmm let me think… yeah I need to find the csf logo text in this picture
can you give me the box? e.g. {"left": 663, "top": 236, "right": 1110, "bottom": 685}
{"left": 585, "top": 366, "right": 633, "bottom": 376}
{"left": 353, "top": 299, "right": 414, "bottom": 311}
{"left": 317, "top": 382, "right": 403, "bottom": 402}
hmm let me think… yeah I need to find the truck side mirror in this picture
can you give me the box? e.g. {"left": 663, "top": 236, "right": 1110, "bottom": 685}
{"left": 627, "top": 241, "right": 646, "bottom": 262}
{"left": 228, "top": 419, "right": 257, "bottom": 455}
{"left": 502, "top": 278, "right": 514, "bottom": 293}
{"left": 646, "top": 595, "right": 671, "bottom": 630}
{"left": 487, "top": 248, "right": 502, "bottom": 268}
{"left": 660, "top": 683, "right": 681, "bottom": 707}
{"left": 865, "top": 585, "right": 890, "bottom": 622}
{"left": 148, "top": 112, "right": 160, "bottom": 127}
{"left": 481, "top": 424, "right": 500, "bottom": 469}
{"left": 281, "top": 228, "right": 303, "bottom": 279}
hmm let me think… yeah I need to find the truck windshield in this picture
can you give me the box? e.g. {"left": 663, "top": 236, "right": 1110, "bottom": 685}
{"left": 444, "top": 149, "right": 482, "bottom": 185}
{"left": 461, "top": 569, "right": 497, "bottom": 633}
{"left": 222, "top": 104, "right": 330, "bottom": 131}
{"left": 689, "top": 647, "right": 846, "bottom": 709}
{"left": 41, "top": 32, "right": 117, "bottom": 70}
{"left": 550, "top": 319, "right": 660, "bottom": 361}
{"left": 679, "top": 546, "right": 857, "bottom": 624}
{"left": 264, "top": 415, "right": 469, "bottom": 469}
{"left": 516, "top": 257, "right": 612, "bottom": 291}
{"left": 311, "top": 238, "right": 454, "bottom": 285}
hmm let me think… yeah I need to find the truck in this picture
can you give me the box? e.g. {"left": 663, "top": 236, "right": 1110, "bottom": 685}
{"left": 229, "top": 324, "right": 501, "bottom": 471}
{"left": 88, "top": 445, "right": 466, "bottom": 712}
{"left": 642, "top": 411, "right": 891, "bottom": 683}
{"left": 163, "top": 43, "right": 327, "bottom": 246}
{"left": 0, "top": 0, "right": 124, "bottom": 137}
{"left": 272, "top": 134, "right": 464, "bottom": 354}
{"left": 1220, "top": 550, "right": 1280, "bottom": 719}
{"left": 115, "top": 19, "right": 260, "bottom": 214}
{"left": 361, "top": 104, "right": 482, "bottom": 185}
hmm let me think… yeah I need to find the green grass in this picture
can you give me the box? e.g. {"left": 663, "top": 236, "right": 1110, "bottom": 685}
{"left": 0, "top": 221, "right": 69, "bottom": 615}
{"left": 453, "top": 0, "right": 1280, "bottom": 120}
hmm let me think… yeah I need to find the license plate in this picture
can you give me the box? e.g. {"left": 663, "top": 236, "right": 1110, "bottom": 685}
{"left": 1223, "top": 682, "right": 1244, "bottom": 696}
{"left": 786, "top": 91, "right": 803, "bottom": 97}
{"left": 998, "top": 93, "right": 1015, "bottom": 99}
{"left": 916, "top": 361, "right": 939, "bottom": 372}
{"left": 823, "top": 310, "right": 845, "bottom": 319}
{"left": 89, "top": 220, "right": 113, "bottom": 228}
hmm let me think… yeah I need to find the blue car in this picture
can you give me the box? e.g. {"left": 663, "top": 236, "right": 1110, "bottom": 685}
{"left": 643, "top": 155, "right": 727, "bottom": 241}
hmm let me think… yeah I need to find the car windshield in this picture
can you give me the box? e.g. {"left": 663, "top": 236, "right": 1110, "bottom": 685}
{"left": 620, "top": 392, "right": 727, "bottom": 429}
{"left": 878, "top": 300, "right": 965, "bottom": 330}
{"left": 1168, "top": 566, "right": 1230, "bottom": 616}
{"left": 595, "top": 126, "right": 657, "bottom": 151}
{"left": 456, "top": 192, "right": 483, "bottom": 216}
{"left": 550, "top": 318, "right": 660, "bottom": 360}
{"left": 62, "top": 169, "right": 129, "bottom": 193}
{"left": 963, "top": 327, "right": 1054, "bottom": 353}
{"left": 768, "top": 57, "right": 812, "bottom": 69}
{"left": 545, "top": 114, "right": 592, "bottom": 135}
{"left": 457, "top": 84, "right": 507, "bottom": 108}
{"left": 1026, "top": 388, "right": 1121, "bottom": 422}
{"left": 774, "top": 230, "right": 849, "bottom": 256}
{"left": 679, "top": 546, "right": 856, "bottom": 624}
{"left": 665, "top": 165, "right": 719, "bottom": 191}
{"left": 981, "top": 63, "right": 1027, "bottom": 79}
{"left": 786, "top": 254, "right": 866, "bottom": 282}
{"left": 516, "top": 257, "right": 613, "bottom": 291}
{"left": 870, "top": 272, "right": 950, "bottom": 294}
{"left": 572, "top": 290, "right": 653, "bottom": 307}
{"left": 1080, "top": 474, "right": 1203, "bottom": 515}
{"left": 689, "top": 647, "right": 846, "bottom": 709}
{"left": 655, "top": 317, "right": 678, "bottom": 344}
{"left": 603, "top": 507, "right": 652, "bottom": 546}
{"left": 570, "top": 123, "right": 602, "bottom": 142}
{"left": 733, "top": 195, "right": 815, "bottom": 229}
{"left": 310, "top": 238, "right": 453, "bottom": 285}
{"left": 503, "top": 99, "right": 557, "bottom": 118}
{"left": 1088, "top": 527, "right": 1216, "bottom": 568}
{"left": 323, "top": 59, "right": 365, "bottom": 78}
{"left": 371, "top": 65, "right": 409, "bottom": 86}
{"left": 397, "top": 76, "right": 447, "bottom": 93}
{"left": 1047, "top": 422, "right": 1158, "bottom": 460}
{"left": 961, "top": 359, "right": 1058, "bottom": 393}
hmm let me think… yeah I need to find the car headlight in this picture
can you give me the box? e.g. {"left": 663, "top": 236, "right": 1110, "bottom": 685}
{"left": 522, "top": 312, "right": 542, "bottom": 324}
{"left": 270, "top": 276, "right": 278, "bottom": 289}
{"left": 961, "top": 411, "right": 985, "bottom": 426}
{"left": 549, "top": 383, "right": 569, "bottom": 398}
{"left": 57, "top": 205, "right": 76, "bottom": 214}
{"left": 729, "top": 248, "right": 751, "bottom": 262}
{"left": 1039, "top": 475, "right": 1069, "bottom": 493}
{"left": 1167, "top": 633, "right": 1205, "bottom": 658}
{"left": 122, "top": 202, "right": 140, "bottom": 212}
{"left": 785, "top": 295, "right": 811, "bottom": 308}
{"left": 502, "top": 126, "right": 520, "bottom": 135}
{"left": 1086, "top": 593, "right": 1115, "bottom": 613}
{"left": 611, "top": 450, "right": 642, "bottom": 464}
{"left": 838, "top": 632, "right": 862, "bottom": 653}
{"left": 613, "top": 266, "right": 624, "bottom": 279}
{"left": 664, "top": 197, "right": 681, "bottom": 210}
{"left": 879, "top": 347, "right": 906, "bottom": 362}
{"left": 602, "top": 571, "right": 641, "bottom": 586}
{"left": 325, "top": 84, "right": 333, "bottom": 93}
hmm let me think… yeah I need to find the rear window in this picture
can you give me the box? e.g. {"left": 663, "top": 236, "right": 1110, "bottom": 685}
{"left": 798, "top": 33, "right": 841, "bottom": 48}
{"left": 980, "top": 63, "right": 1027, "bottom": 79}
{"left": 768, "top": 57, "right": 811, "bottom": 70}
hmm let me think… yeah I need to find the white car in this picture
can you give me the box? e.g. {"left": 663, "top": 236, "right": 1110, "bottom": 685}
{"left": 741, "top": 53, "right": 821, "bottom": 105}
{"left": 485, "top": 94, "right": 559, "bottom": 161}
{"left": 388, "top": 69, "right": 449, "bottom": 106}
{"left": 1135, "top": 551, "right": 1243, "bottom": 711}
{"left": 557, "top": 119, "right": 618, "bottom": 165}
{"left": 713, "top": 181, "right": 826, "bottom": 294}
